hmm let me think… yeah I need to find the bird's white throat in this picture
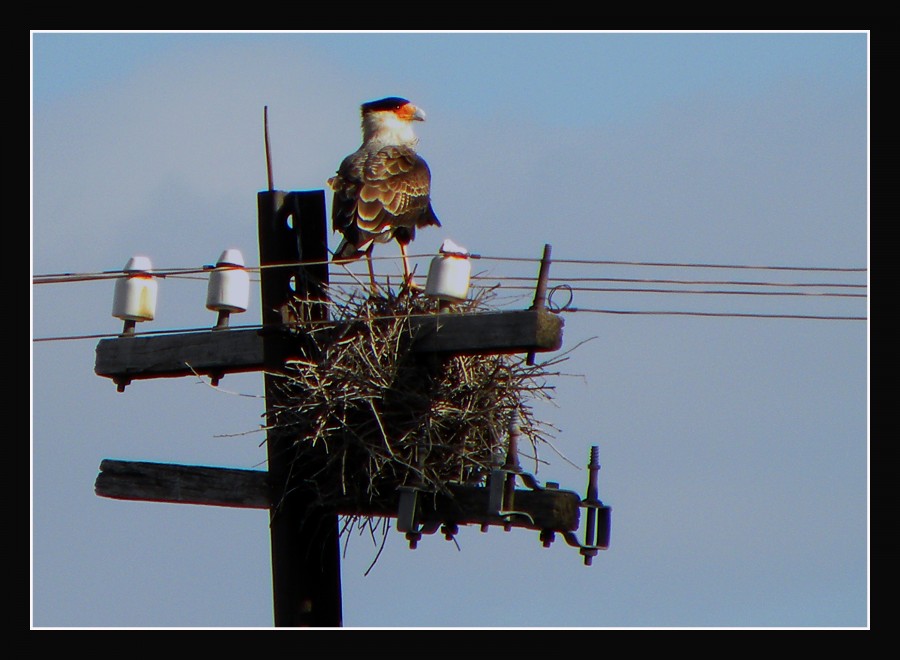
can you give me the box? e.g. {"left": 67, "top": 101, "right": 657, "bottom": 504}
{"left": 361, "top": 111, "right": 420, "bottom": 150}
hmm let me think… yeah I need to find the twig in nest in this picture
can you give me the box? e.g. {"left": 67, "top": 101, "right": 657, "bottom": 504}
{"left": 273, "top": 287, "right": 567, "bottom": 562}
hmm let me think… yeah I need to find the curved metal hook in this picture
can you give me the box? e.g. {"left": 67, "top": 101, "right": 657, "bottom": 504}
{"left": 547, "top": 283, "right": 574, "bottom": 312}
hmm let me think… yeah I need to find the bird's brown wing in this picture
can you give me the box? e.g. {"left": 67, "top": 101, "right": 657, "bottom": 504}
{"left": 357, "top": 146, "right": 437, "bottom": 232}
{"left": 329, "top": 151, "right": 365, "bottom": 235}
{"left": 329, "top": 146, "right": 439, "bottom": 259}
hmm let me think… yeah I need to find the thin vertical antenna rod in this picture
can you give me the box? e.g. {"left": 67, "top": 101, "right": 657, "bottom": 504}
{"left": 264, "top": 106, "right": 274, "bottom": 192}
{"left": 527, "top": 243, "right": 552, "bottom": 365}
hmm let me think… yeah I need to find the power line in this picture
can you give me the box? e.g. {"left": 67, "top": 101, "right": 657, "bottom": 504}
{"left": 470, "top": 255, "right": 868, "bottom": 273}
{"left": 32, "top": 253, "right": 868, "bottom": 344}
{"left": 562, "top": 308, "right": 867, "bottom": 321}
{"left": 470, "top": 275, "right": 867, "bottom": 289}
{"left": 32, "top": 253, "right": 869, "bottom": 286}
{"left": 31, "top": 323, "right": 263, "bottom": 343}
{"left": 32, "top": 297, "right": 869, "bottom": 344}
{"left": 475, "top": 285, "right": 867, "bottom": 299}
{"left": 36, "top": 271, "right": 868, "bottom": 299}
{"left": 326, "top": 277, "right": 867, "bottom": 299}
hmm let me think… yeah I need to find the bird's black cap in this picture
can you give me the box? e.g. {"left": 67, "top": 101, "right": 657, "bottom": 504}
{"left": 361, "top": 97, "right": 411, "bottom": 113}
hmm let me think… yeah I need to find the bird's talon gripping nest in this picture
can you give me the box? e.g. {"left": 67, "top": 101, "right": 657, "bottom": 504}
{"left": 399, "top": 280, "right": 425, "bottom": 296}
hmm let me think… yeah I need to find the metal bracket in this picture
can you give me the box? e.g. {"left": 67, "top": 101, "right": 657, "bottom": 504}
{"left": 572, "top": 446, "right": 612, "bottom": 564}
{"left": 485, "top": 463, "right": 539, "bottom": 530}
{"left": 396, "top": 485, "right": 443, "bottom": 548}
{"left": 395, "top": 438, "right": 612, "bottom": 564}
{"left": 508, "top": 444, "right": 612, "bottom": 564}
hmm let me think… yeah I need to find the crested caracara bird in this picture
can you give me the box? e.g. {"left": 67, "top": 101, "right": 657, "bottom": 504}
{"left": 328, "top": 97, "right": 441, "bottom": 292}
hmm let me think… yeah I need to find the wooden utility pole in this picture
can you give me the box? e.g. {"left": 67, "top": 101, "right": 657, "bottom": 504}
{"left": 257, "top": 189, "right": 341, "bottom": 627}
{"left": 92, "top": 188, "right": 610, "bottom": 627}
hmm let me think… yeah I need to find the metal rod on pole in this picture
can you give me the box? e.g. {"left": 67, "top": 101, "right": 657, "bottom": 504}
{"left": 527, "top": 243, "right": 552, "bottom": 365}
{"left": 264, "top": 107, "right": 274, "bottom": 192}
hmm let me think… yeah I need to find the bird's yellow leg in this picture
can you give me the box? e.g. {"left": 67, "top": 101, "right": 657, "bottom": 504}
{"left": 399, "top": 243, "right": 422, "bottom": 291}
{"left": 366, "top": 245, "right": 378, "bottom": 297}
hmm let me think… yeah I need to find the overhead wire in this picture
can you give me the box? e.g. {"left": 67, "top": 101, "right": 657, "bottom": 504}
{"left": 556, "top": 308, "right": 867, "bottom": 321}
{"left": 32, "top": 252, "right": 869, "bottom": 285}
{"left": 31, "top": 302, "right": 869, "bottom": 344}
{"left": 153, "top": 272, "right": 869, "bottom": 297}
{"left": 32, "top": 252, "right": 868, "bottom": 343}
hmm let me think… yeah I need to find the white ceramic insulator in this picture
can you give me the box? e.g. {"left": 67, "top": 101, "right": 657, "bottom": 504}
{"left": 112, "top": 256, "right": 158, "bottom": 322}
{"left": 425, "top": 253, "right": 471, "bottom": 302}
{"left": 206, "top": 249, "right": 250, "bottom": 313}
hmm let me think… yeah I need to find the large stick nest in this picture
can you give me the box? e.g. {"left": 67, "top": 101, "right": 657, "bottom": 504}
{"left": 267, "top": 287, "right": 560, "bottom": 515}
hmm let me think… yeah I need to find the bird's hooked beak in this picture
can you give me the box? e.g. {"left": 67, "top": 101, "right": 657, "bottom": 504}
{"left": 397, "top": 103, "right": 426, "bottom": 122}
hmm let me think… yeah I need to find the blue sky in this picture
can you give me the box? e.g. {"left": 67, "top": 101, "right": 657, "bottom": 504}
{"left": 31, "top": 30, "right": 868, "bottom": 628}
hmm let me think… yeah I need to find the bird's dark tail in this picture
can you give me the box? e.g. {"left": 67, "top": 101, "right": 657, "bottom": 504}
{"left": 421, "top": 203, "right": 441, "bottom": 229}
